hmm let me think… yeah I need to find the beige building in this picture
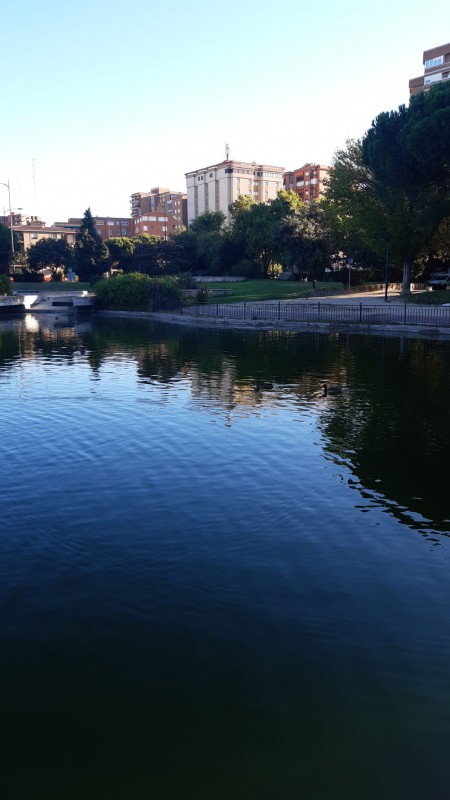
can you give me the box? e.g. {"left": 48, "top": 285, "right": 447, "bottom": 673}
{"left": 185, "top": 159, "right": 285, "bottom": 226}
{"left": 14, "top": 220, "right": 77, "bottom": 253}
{"left": 409, "top": 42, "right": 450, "bottom": 96}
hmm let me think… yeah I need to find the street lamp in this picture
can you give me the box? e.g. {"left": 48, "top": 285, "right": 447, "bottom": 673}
{"left": 380, "top": 238, "right": 390, "bottom": 302}
{"left": 160, "top": 196, "right": 167, "bottom": 241}
{"left": 0, "top": 180, "right": 14, "bottom": 255}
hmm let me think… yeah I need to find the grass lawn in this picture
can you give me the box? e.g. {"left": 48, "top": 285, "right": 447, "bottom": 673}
{"left": 12, "top": 281, "right": 91, "bottom": 292}
{"left": 408, "top": 290, "right": 450, "bottom": 305}
{"left": 200, "top": 279, "right": 343, "bottom": 304}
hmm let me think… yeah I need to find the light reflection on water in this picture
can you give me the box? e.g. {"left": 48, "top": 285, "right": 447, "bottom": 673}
{"left": 1, "top": 315, "right": 450, "bottom": 799}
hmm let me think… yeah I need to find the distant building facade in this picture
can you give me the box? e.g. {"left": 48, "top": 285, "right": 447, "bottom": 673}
{"left": 53, "top": 216, "right": 133, "bottom": 241}
{"left": 130, "top": 187, "right": 187, "bottom": 237}
{"left": 0, "top": 212, "right": 41, "bottom": 228}
{"left": 283, "top": 163, "right": 330, "bottom": 202}
{"left": 409, "top": 42, "right": 450, "bottom": 96}
{"left": 185, "top": 160, "right": 285, "bottom": 226}
{"left": 13, "top": 220, "right": 77, "bottom": 253}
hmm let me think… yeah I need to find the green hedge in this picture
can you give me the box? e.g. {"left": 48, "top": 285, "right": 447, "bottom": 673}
{"left": 93, "top": 273, "right": 182, "bottom": 311}
{"left": 0, "top": 275, "right": 12, "bottom": 295}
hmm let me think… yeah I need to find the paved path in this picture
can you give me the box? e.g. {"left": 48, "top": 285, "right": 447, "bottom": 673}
{"left": 281, "top": 289, "right": 413, "bottom": 306}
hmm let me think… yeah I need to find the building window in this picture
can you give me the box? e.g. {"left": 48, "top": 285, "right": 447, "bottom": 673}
{"left": 31, "top": 232, "right": 38, "bottom": 239}
{"left": 425, "top": 73, "right": 443, "bottom": 84}
{"left": 425, "top": 55, "right": 444, "bottom": 68}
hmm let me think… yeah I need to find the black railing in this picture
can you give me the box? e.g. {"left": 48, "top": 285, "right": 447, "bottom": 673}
{"left": 155, "top": 301, "right": 450, "bottom": 327}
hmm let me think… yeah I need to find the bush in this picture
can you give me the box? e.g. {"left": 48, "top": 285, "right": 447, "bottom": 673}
{"left": 93, "top": 272, "right": 182, "bottom": 311}
{"left": 0, "top": 274, "right": 12, "bottom": 295}
{"left": 197, "top": 287, "right": 210, "bottom": 303}
{"left": 177, "top": 271, "right": 197, "bottom": 289}
{"left": 231, "top": 260, "right": 257, "bottom": 278}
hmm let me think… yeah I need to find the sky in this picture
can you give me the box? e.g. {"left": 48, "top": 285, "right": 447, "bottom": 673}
{"left": 1, "top": 0, "right": 449, "bottom": 225}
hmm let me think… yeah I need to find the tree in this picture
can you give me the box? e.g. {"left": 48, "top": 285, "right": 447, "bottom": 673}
{"left": 27, "top": 237, "right": 73, "bottom": 277}
{"left": 176, "top": 211, "right": 227, "bottom": 274}
{"left": 230, "top": 192, "right": 303, "bottom": 277}
{"left": 73, "top": 208, "right": 107, "bottom": 281}
{"left": 0, "top": 224, "right": 18, "bottom": 274}
{"left": 362, "top": 81, "right": 450, "bottom": 293}
{"left": 324, "top": 139, "right": 389, "bottom": 268}
{"left": 105, "top": 236, "right": 136, "bottom": 272}
{"left": 276, "top": 203, "right": 331, "bottom": 279}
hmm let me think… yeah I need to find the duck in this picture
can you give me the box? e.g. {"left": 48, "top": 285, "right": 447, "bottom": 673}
{"left": 254, "top": 380, "right": 274, "bottom": 391}
{"left": 322, "top": 382, "right": 343, "bottom": 396}
{"left": 73, "top": 347, "right": 86, "bottom": 356}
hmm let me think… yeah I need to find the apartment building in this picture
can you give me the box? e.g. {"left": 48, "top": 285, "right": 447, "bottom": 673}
{"left": 53, "top": 216, "right": 133, "bottom": 241}
{"left": 185, "top": 160, "right": 285, "bottom": 226}
{"left": 0, "top": 213, "right": 41, "bottom": 228}
{"left": 14, "top": 220, "right": 77, "bottom": 253}
{"left": 130, "top": 187, "right": 187, "bottom": 232}
{"left": 409, "top": 42, "right": 450, "bottom": 96}
{"left": 283, "top": 163, "right": 330, "bottom": 202}
{"left": 133, "top": 202, "right": 182, "bottom": 239}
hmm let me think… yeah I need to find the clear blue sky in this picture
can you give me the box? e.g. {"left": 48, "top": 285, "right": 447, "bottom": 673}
{"left": 0, "top": 0, "right": 448, "bottom": 224}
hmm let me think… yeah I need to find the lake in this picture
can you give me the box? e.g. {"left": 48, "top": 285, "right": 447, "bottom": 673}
{"left": 1, "top": 313, "right": 450, "bottom": 799}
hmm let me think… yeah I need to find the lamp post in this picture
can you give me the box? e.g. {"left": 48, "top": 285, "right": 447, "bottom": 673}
{"left": 384, "top": 239, "right": 389, "bottom": 302}
{"left": 347, "top": 256, "right": 353, "bottom": 292}
{"left": 379, "top": 237, "right": 390, "bottom": 302}
{"left": 160, "top": 196, "right": 167, "bottom": 241}
{"left": 0, "top": 180, "right": 14, "bottom": 256}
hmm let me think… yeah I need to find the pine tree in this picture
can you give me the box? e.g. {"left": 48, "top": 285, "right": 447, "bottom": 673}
{"left": 74, "top": 208, "right": 106, "bottom": 281}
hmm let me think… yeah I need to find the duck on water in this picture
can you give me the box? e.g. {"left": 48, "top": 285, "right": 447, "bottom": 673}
{"left": 322, "top": 383, "right": 343, "bottom": 396}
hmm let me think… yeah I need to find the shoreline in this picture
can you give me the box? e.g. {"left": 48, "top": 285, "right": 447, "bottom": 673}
{"left": 97, "top": 309, "right": 450, "bottom": 341}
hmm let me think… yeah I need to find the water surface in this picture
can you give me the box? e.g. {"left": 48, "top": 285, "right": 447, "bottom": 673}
{"left": 1, "top": 314, "right": 450, "bottom": 799}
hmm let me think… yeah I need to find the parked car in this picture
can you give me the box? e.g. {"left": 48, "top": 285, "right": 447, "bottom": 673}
{"left": 427, "top": 272, "right": 450, "bottom": 290}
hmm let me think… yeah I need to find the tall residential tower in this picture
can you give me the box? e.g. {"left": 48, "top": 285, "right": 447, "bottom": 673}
{"left": 409, "top": 42, "right": 450, "bottom": 96}
{"left": 185, "top": 159, "right": 284, "bottom": 226}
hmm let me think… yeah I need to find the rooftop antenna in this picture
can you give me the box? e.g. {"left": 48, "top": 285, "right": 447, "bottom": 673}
{"left": 225, "top": 142, "right": 230, "bottom": 161}
{"left": 32, "top": 157, "right": 37, "bottom": 215}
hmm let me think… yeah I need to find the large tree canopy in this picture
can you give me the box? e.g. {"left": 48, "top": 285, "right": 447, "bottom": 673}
{"left": 27, "top": 237, "right": 73, "bottom": 275}
{"left": 361, "top": 81, "right": 450, "bottom": 292}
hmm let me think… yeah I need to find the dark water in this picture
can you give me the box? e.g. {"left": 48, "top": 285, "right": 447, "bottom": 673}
{"left": 1, "top": 314, "right": 450, "bottom": 799}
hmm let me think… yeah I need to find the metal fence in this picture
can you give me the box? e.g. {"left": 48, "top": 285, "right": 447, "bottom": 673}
{"left": 156, "top": 300, "right": 450, "bottom": 327}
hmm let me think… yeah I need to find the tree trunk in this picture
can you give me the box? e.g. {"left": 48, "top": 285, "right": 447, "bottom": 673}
{"left": 402, "top": 260, "right": 412, "bottom": 295}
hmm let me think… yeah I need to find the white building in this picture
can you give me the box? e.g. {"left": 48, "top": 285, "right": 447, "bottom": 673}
{"left": 185, "top": 159, "right": 285, "bottom": 226}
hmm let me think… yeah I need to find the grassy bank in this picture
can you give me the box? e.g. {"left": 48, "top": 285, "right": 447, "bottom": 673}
{"left": 200, "top": 280, "right": 343, "bottom": 304}
{"left": 408, "top": 290, "right": 450, "bottom": 305}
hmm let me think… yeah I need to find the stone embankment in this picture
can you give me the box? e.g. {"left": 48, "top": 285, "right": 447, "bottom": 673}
{"left": 99, "top": 290, "right": 450, "bottom": 341}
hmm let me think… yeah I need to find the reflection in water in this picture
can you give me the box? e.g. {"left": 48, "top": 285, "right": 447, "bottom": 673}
{"left": 2, "top": 315, "right": 450, "bottom": 799}
{"left": 2, "top": 316, "right": 448, "bottom": 537}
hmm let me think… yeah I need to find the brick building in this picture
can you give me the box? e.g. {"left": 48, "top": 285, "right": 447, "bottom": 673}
{"left": 283, "top": 163, "right": 329, "bottom": 203}
{"left": 130, "top": 187, "right": 187, "bottom": 237}
{"left": 409, "top": 42, "right": 450, "bottom": 96}
{"left": 53, "top": 216, "right": 133, "bottom": 241}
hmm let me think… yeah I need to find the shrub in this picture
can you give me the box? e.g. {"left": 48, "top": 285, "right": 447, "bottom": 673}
{"left": 197, "top": 287, "right": 210, "bottom": 303}
{"left": 231, "top": 259, "right": 256, "bottom": 278}
{"left": 0, "top": 274, "right": 12, "bottom": 295}
{"left": 94, "top": 272, "right": 182, "bottom": 311}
